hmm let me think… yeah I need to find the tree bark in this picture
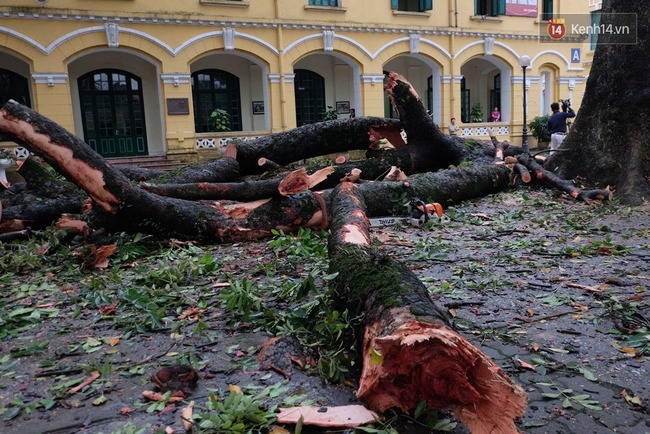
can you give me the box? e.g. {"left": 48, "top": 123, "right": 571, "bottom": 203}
{"left": 0, "top": 100, "right": 327, "bottom": 242}
{"left": 328, "top": 182, "right": 528, "bottom": 434}
{"left": 1, "top": 63, "right": 619, "bottom": 240}
{"left": 356, "top": 162, "right": 512, "bottom": 217}
{"left": 234, "top": 117, "right": 403, "bottom": 174}
{"left": 382, "top": 72, "right": 497, "bottom": 170}
{"left": 547, "top": 0, "right": 650, "bottom": 205}
{"left": 0, "top": 156, "right": 84, "bottom": 228}
{"left": 518, "top": 155, "right": 612, "bottom": 203}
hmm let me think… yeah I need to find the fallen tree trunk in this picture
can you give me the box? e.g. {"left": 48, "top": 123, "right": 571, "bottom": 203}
{"left": 138, "top": 166, "right": 331, "bottom": 201}
{"left": 327, "top": 182, "right": 528, "bottom": 434}
{"left": 0, "top": 100, "right": 329, "bottom": 242}
{"left": 0, "top": 67, "right": 614, "bottom": 240}
{"left": 234, "top": 117, "right": 403, "bottom": 174}
{"left": 0, "top": 156, "right": 84, "bottom": 229}
{"left": 0, "top": 100, "right": 517, "bottom": 239}
{"left": 356, "top": 162, "right": 512, "bottom": 217}
{"left": 140, "top": 178, "right": 287, "bottom": 201}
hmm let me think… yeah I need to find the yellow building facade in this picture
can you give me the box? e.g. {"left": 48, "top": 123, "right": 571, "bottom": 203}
{"left": 0, "top": 0, "right": 600, "bottom": 162}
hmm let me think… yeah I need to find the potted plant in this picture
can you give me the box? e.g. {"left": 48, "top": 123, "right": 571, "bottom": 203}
{"left": 322, "top": 106, "right": 339, "bottom": 121}
{"left": 210, "top": 108, "right": 231, "bottom": 132}
{"left": 469, "top": 102, "right": 483, "bottom": 123}
{"left": 529, "top": 115, "right": 550, "bottom": 149}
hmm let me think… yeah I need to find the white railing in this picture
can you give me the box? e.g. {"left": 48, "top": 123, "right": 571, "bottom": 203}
{"left": 458, "top": 122, "right": 510, "bottom": 138}
{"left": 195, "top": 131, "right": 266, "bottom": 152}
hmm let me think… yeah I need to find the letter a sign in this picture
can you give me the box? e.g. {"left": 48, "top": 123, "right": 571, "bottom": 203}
{"left": 547, "top": 18, "right": 566, "bottom": 40}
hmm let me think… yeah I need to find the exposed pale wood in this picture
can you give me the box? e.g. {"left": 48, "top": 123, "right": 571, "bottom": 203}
{"left": 257, "top": 157, "right": 281, "bottom": 171}
{"left": 328, "top": 182, "right": 528, "bottom": 434}
{"left": 514, "top": 163, "right": 532, "bottom": 183}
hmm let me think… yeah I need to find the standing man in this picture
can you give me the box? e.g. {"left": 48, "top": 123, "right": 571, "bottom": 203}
{"left": 448, "top": 117, "right": 459, "bottom": 136}
{"left": 546, "top": 101, "right": 575, "bottom": 155}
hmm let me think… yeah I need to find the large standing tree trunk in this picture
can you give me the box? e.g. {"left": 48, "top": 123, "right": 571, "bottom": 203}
{"left": 548, "top": 0, "right": 650, "bottom": 205}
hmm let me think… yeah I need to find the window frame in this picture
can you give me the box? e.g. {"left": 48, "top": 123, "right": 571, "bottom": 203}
{"left": 541, "top": 0, "right": 553, "bottom": 21}
{"left": 391, "top": 0, "right": 433, "bottom": 13}
{"left": 0, "top": 68, "right": 31, "bottom": 108}
{"left": 308, "top": 0, "right": 339, "bottom": 6}
{"left": 191, "top": 69, "right": 243, "bottom": 133}
{"left": 474, "top": 0, "right": 505, "bottom": 17}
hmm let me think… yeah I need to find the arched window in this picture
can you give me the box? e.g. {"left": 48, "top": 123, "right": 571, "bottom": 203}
{"left": 78, "top": 69, "right": 148, "bottom": 157}
{"left": 191, "top": 70, "right": 242, "bottom": 133}
{"left": 294, "top": 69, "right": 326, "bottom": 127}
{"left": 0, "top": 69, "right": 31, "bottom": 107}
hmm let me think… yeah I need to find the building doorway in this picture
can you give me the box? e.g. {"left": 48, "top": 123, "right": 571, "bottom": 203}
{"left": 78, "top": 69, "right": 148, "bottom": 158}
{"left": 191, "top": 69, "right": 243, "bottom": 133}
{"left": 294, "top": 69, "right": 326, "bottom": 127}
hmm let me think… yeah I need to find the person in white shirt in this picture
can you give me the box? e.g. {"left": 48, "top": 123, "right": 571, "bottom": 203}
{"left": 448, "top": 117, "right": 459, "bottom": 136}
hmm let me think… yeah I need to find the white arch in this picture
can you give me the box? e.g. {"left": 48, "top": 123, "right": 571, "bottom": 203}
{"left": 419, "top": 39, "right": 453, "bottom": 60}
{"left": 531, "top": 50, "right": 570, "bottom": 69}
{"left": 0, "top": 26, "right": 48, "bottom": 54}
{"left": 374, "top": 36, "right": 452, "bottom": 61}
{"left": 284, "top": 33, "right": 373, "bottom": 59}
{"left": 454, "top": 40, "right": 521, "bottom": 64}
{"left": 175, "top": 30, "right": 279, "bottom": 56}
{"left": 67, "top": 48, "right": 165, "bottom": 156}
{"left": 293, "top": 50, "right": 362, "bottom": 118}
{"left": 0, "top": 26, "right": 279, "bottom": 58}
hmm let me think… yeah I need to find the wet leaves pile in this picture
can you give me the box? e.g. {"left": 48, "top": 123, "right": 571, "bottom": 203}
{"left": 0, "top": 189, "right": 648, "bottom": 434}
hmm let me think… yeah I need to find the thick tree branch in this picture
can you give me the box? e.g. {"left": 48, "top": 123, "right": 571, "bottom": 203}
{"left": 328, "top": 182, "right": 528, "bottom": 434}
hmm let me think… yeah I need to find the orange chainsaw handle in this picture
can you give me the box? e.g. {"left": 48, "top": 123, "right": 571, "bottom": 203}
{"left": 416, "top": 202, "right": 443, "bottom": 217}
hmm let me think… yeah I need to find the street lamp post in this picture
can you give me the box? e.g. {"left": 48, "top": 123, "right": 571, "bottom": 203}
{"left": 518, "top": 55, "right": 531, "bottom": 153}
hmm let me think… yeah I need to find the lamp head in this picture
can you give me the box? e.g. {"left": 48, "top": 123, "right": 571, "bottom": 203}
{"left": 518, "top": 55, "right": 531, "bottom": 68}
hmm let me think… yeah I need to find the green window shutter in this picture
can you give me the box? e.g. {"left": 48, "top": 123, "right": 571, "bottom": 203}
{"left": 420, "top": 0, "right": 433, "bottom": 11}
{"left": 497, "top": 0, "right": 506, "bottom": 15}
{"left": 474, "top": 0, "right": 479, "bottom": 15}
{"left": 542, "top": 0, "right": 553, "bottom": 20}
{"left": 391, "top": 0, "right": 398, "bottom": 9}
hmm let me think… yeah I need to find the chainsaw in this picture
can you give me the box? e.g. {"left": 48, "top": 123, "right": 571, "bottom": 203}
{"left": 369, "top": 199, "right": 443, "bottom": 228}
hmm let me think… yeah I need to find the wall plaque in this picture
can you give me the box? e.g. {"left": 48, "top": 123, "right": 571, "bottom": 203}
{"left": 167, "top": 98, "right": 190, "bottom": 115}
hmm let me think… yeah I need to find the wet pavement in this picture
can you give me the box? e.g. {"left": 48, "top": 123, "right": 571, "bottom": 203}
{"left": 1, "top": 190, "right": 648, "bottom": 433}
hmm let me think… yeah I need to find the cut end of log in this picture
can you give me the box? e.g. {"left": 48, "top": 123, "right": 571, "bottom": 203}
{"left": 224, "top": 141, "right": 238, "bottom": 159}
{"left": 384, "top": 166, "right": 408, "bottom": 182}
{"left": 258, "top": 157, "right": 281, "bottom": 171}
{"left": 0, "top": 219, "right": 26, "bottom": 234}
{"left": 358, "top": 317, "right": 527, "bottom": 434}
{"left": 341, "top": 168, "right": 362, "bottom": 183}
{"left": 278, "top": 168, "right": 310, "bottom": 196}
